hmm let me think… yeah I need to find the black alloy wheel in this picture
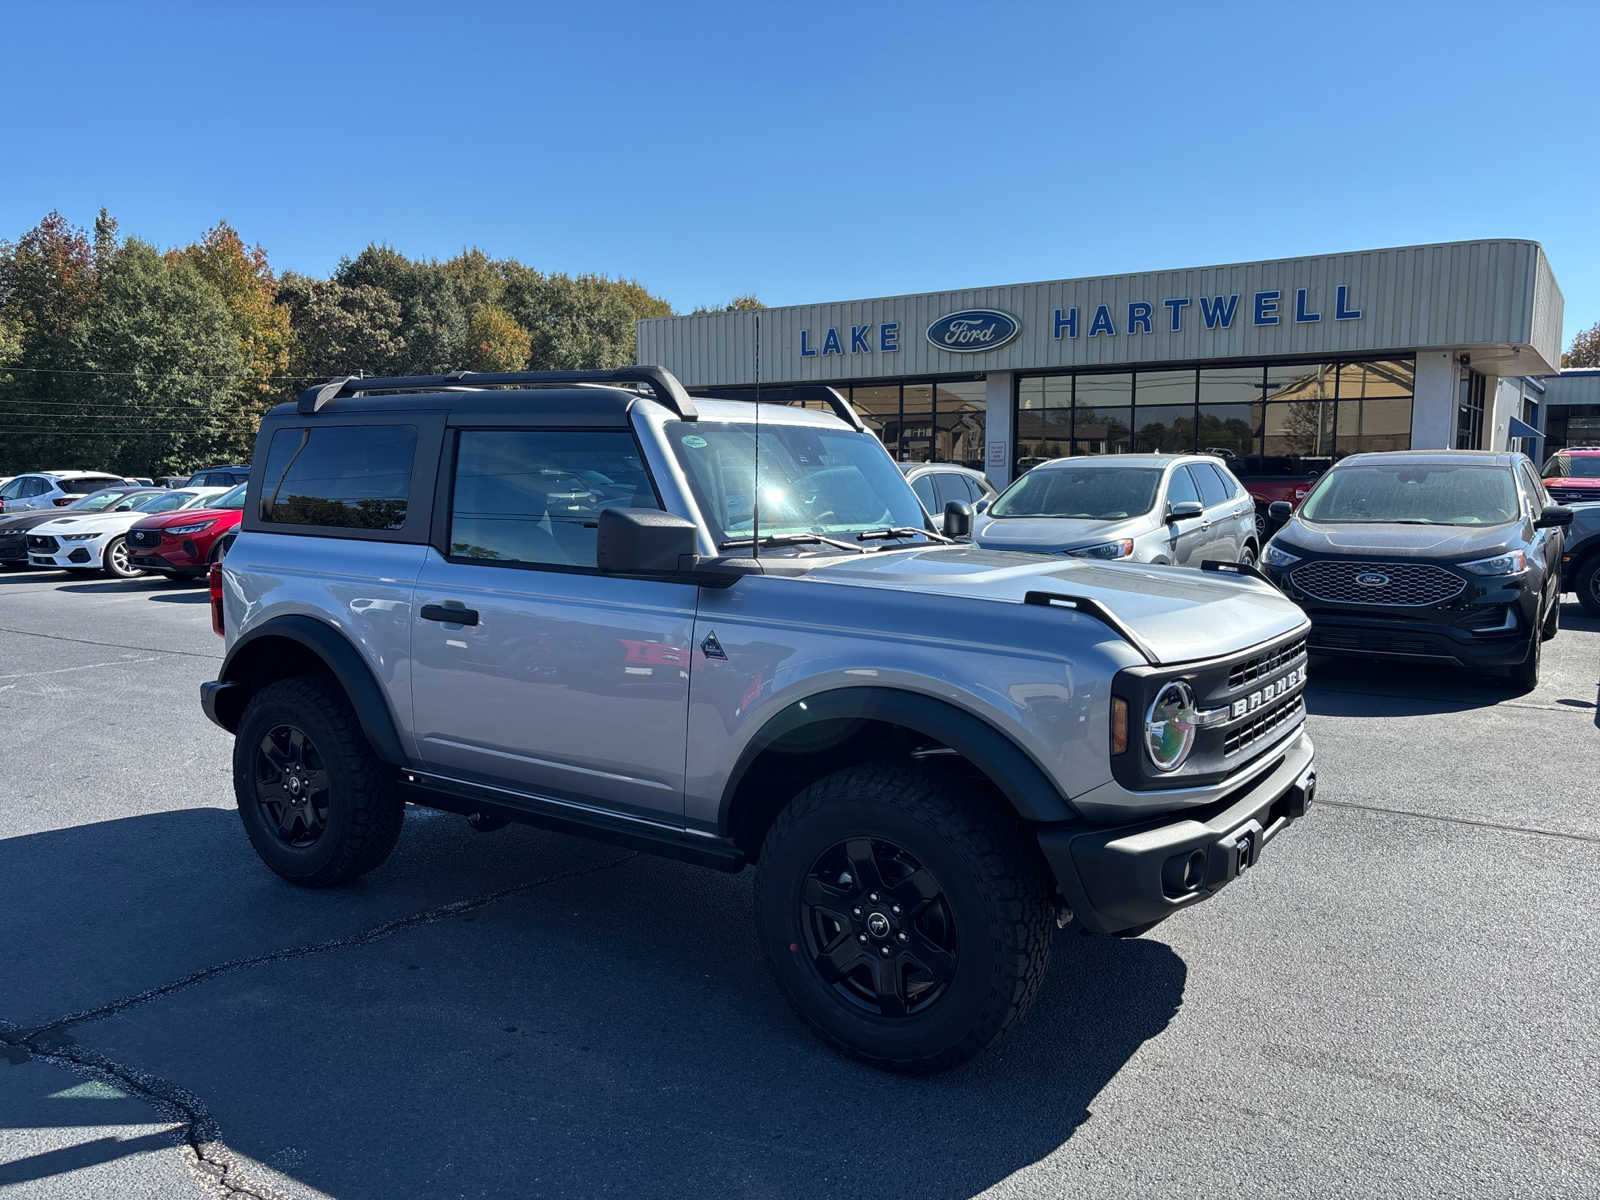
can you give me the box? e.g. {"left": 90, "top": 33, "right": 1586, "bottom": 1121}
{"left": 799, "top": 837, "right": 957, "bottom": 1018}
{"left": 253, "top": 724, "right": 332, "bottom": 847}
{"left": 1581, "top": 558, "right": 1600, "bottom": 618}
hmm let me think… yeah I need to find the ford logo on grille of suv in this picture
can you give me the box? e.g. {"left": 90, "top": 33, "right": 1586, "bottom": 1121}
{"left": 1354, "top": 571, "right": 1390, "bottom": 587}
{"left": 925, "top": 309, "right": 1020, "bottom": 353}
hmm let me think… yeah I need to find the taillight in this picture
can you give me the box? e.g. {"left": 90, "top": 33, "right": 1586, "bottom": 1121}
{"left": 53, "top": 496, "right": 73, "bottom": 506}
{"left": 208, "top": 561, "right": 224, "bottom": 636}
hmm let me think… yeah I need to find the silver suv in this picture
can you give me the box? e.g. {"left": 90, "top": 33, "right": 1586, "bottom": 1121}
{"left": 974, "top": 454, "right": 1258, "bottom": 566}
{"left": 202, "top": 367, "right": 1317, "bottom": 1073}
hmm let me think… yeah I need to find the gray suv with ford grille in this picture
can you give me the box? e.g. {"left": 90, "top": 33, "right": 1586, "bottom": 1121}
{"left": 201, "top": 367, "right": 1317, "bottom": 1072}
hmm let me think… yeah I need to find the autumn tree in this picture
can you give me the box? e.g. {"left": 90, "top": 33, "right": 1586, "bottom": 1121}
{"left": 463, "top": 305, "right": 530, "bottom": 371}
{"left": 1563, "top": 321, "right": 1600, "bottom": 368}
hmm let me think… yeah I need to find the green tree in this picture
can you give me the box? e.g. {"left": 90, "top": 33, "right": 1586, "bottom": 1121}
{"left": 278, "top": 272, "right": 407, "bottom": 381}
{"left": 337, "top": 244, "right": 468, "bottom": 373}
{"left": 169, "top": 221, "right": 292, "bottom": 456}
{"left": 1563, "top": 321, "right": 1600, "bottom": 368}
{"left": 690, "top": 293, "right": 765, "bottom": 314}
{"left": 70, "top": 239, "right": 248, "bottom": 475}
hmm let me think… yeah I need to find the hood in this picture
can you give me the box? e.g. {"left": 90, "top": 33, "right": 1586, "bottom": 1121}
{"left": 30, "top": 511, "right": 148, "bottom": 537}
{"left": 132, "top": 505, "right": 242, "bottom": 530}
{"left": 972, "top": 514, "right": 1152, "bottom": 553}
{"left": 1274, "top": 517, "right": 1521, "bottom": 560}
{"left": 0, "top": 509, "right": 84, "bottom": 533}
{"left": 796, "top": 545, "right": 1306, "bottom": 663}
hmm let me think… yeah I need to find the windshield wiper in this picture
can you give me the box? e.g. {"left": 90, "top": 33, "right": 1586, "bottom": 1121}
{"left": 855, "top": 526, "right": 952, "bottom": 544}
{"left": 718, "top": 533, "right": 868, "bottom": 554}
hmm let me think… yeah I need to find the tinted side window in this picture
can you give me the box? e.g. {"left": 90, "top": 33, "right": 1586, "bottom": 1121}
{"left": 932, "top": 473, "right": 970, "bottom": 509}
{"left": 259, "top": 425, "right": 417, "bottom": 530}
{"left": 1190, "top": 464, "right": 1230, "bottom": 507}
{"left": 1213, "top": 464, "right": 1247, "bottom": 499}
{"left": 450, "top": 429, "right": 658, "bottom": 568}
{"left": 911, "top": 475, "right": 937, "bottom": 511}
{"left": 1165, "top": 466, "right": 1201, "bottom": 509}
{"left": 25, "top": 478, "right": 50, "bottom": 497}
{"left": 1518, "top": 463, "right": 1547, "bottom": 510}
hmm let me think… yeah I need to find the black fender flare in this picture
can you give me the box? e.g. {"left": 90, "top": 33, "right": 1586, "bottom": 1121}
{"left": 211, "top": 614, "right": 407, "bottom": 765}
{"left": 718, "top": 686, "right": 1077, "bottom": 831}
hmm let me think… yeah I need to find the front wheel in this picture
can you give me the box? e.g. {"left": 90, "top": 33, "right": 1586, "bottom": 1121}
{"left": 233, "top": 675, "right": 404, "bottom": 887}
{"left": 102, "top": 535, "right": 142, "bottom": 579}
{"left": 1503, "top": 623, "right": 1541, "bottom": 695}
{"left": 1540, "top": 586, "right": 1560, "bottom": 640}
{"left": 754, "top": 763, "right": 1054, "bottom": 1073}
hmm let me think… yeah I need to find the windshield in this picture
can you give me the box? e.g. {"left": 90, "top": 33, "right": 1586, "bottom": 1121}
{"left": 665, "top": 420, "right": 926, "bottom": 546}
{"left": 68, "top": 489, "right": 138, "bottom": 511}
{"left": 1543, "top": 453, "right": 1600, "bottom": 480}
{"left": 134, "top": 490, "right": 202, "bottom": 513}
{"left": 1299, "top": 463, "right": 1520, "bottom": 525}
{"left": 990, "top": 465, "right": 1162, "bottom": 519}
{"left": 215, "top": 482, "right": 248, "bottom": 510}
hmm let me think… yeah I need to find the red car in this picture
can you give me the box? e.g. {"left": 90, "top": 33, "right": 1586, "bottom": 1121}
{"left": 1541, "top": 447, "right": 1600, "bottom": 504}
{"left": 126, "top": 482, "right": 246, "bottom": 577}
{"left": 1223, "top": 454, "right": 1332, "bottom": 537}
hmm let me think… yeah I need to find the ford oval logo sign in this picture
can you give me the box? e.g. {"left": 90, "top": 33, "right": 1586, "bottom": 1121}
{"left": 1354, "top": 571, "right": 1390, "bottom": 587}
{"left": 925, "top": 309, "right": 1020, "bottom": 353}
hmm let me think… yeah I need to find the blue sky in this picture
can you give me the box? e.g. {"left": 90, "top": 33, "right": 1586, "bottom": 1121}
{"left": 5, "top": 0, "right": 1598, "bottom": 347}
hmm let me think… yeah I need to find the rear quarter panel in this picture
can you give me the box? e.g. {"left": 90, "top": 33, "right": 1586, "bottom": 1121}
{"left": 223, "top": 532, "right": 429, "bottom": 760}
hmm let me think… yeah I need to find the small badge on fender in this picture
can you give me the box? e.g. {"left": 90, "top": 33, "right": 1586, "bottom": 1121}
{"left": 700, "top": 631, "right": 727, "bottom": 660}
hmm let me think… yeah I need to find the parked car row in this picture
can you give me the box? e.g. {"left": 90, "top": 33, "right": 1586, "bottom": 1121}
{"left": 0, "top": 482, "right": 246, "bottom": 578}
{"left": 0, "top": 464, "right": 251, "bottom": 515}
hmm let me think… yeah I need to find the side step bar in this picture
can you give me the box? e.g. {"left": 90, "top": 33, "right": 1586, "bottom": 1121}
{"left": 399, "top": 769, "right": 746, "bottom": 873}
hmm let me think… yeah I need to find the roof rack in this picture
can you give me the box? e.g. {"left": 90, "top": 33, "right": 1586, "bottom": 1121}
{"left": 296, "top": 366, "right": 698, "bottom": 419}
{"left": 690, "top": 383, "right": 867, "bottom": 432}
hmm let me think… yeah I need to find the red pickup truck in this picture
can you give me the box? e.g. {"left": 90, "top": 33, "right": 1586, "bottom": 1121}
{"left": 1541, "top": 447, "right": 1600, "bottom": 504}
{"left": 1221, "top": 454, "right": 1332, "bottom": 537}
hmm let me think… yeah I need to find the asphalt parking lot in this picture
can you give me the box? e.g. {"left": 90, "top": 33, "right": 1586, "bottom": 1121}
{"left": 0, "top": 565, "right": 1596, "bottom": 1200}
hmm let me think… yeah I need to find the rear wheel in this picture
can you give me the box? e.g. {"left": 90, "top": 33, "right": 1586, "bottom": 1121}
{"left": 754, "top": 762, "right": 1054, "bottom": 1074}
{"left": 233, "top": 675, "right": 403, "bottom": 887}
{"left": 1239, "top": 543, "right": 1258, "bottom": 568}
{"left": 101, "top": 535, "right": 141, "bottom": 579}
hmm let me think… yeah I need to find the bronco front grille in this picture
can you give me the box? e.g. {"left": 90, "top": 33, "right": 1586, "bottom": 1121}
{"left": 1289, "top": 560, "right": 1465, "bottom": 607}
{"left": 1228, "top": 637, "right": 1307, "bottom": 688}
{"left": 1224, "top": 695, "right": 1304, "bottom": 757}
{"left": 26, "top": 534, "right": 59, "bottom": 553}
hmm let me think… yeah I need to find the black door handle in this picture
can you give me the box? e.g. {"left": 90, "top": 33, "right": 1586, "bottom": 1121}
{"left": 420, "top": 603, "right": 479, "bottom": 626}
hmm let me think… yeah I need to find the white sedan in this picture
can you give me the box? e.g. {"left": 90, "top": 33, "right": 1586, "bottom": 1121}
{"left": 26, "top": 488, "right": 227, "bottom": 578}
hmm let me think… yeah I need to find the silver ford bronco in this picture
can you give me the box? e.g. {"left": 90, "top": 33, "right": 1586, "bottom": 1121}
{"left": 202, "top": 367, "right": 1316, "bottom": 1072}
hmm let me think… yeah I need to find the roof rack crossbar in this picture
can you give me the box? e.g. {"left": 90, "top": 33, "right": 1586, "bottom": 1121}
{"left": 296, "top": 366, "right": 699, "bottom": 420}
{"left": 691, "top": 384, "right": 866, "bottom": 432}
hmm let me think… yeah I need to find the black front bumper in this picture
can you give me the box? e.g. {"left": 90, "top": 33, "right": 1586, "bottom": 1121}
{"left": 1036, "top": 739, "right": 1315, "bottom": 935}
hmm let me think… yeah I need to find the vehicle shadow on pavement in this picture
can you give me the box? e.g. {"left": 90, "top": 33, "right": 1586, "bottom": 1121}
{"left": 0, "top": 808, "right": 1187, "bottom": 1199}
{"left": 55, "top": 579, "right": 189, "bottom": 595}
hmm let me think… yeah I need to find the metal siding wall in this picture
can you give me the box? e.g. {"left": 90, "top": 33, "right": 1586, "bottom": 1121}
{"left": 638, "top": 240, "right": 1558, "bottom": 386}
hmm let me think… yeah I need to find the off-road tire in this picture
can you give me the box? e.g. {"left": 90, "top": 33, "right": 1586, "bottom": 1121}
{"left": 754, "top": 762, "right": 1054, "bottom": 1074}
{"left": 1577, "top": 557, "right": 1600, "bottom": 618}
{"left": 233, "top": 675, "right": 403, "bottom": 887}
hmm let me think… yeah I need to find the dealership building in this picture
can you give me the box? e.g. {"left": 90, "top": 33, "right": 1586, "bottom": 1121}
{"left": 637, "top": 239, "right": 1565, "bottom": 487}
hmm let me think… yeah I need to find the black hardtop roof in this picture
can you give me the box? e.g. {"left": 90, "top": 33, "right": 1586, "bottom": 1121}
{"left": 271, "top": 367, "right": 865, "bottom": 431}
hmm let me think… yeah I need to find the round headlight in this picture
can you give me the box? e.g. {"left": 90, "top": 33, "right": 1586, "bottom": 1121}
{"left": 1145, "top": 682, "right": 1197, "bottom": 772}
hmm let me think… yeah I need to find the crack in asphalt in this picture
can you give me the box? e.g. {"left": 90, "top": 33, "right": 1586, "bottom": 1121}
{"left": 1318, "top": 798, "right": 1600, "bottom": 845}
{"left": 0, "top": 849, "right": 640, "bottom": 1198}
{"left": 0, "top": 622, "right": 223, "bottom": 660}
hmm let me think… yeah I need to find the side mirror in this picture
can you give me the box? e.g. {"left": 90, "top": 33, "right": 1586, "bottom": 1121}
{"left": 1268, "top": 500, "right": 1294, "bottom": 522}
{"left": 1169, "top": 500, "right": 1204, "bottom": 523}
{"left": 596, "top": 508, "right": 699, "bottom": 574}
{"left": 943, "top": 500, "right": 973, "bottom": 539}
{"left": 1535, "top": 504, "right": 1572, "bottom": 530}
